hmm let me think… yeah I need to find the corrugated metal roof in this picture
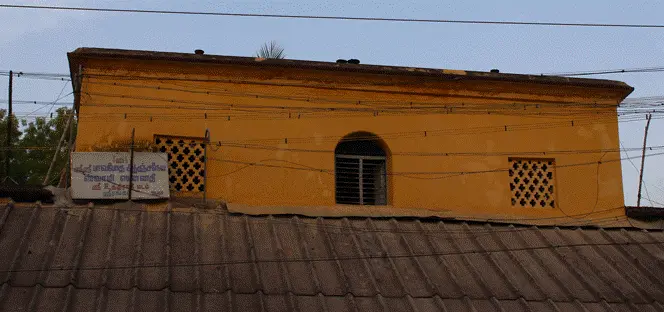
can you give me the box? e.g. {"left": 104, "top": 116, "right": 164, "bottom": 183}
{"left": 227, "top": 203, "right": 664, "bottom": 229}
{"left": 1, "top": 202, "right": 663, "bottom": 311}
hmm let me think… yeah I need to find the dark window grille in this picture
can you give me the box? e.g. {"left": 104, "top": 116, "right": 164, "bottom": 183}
{"left": 334, "top": 133, "right": 388, "bottom": 205}
{"left": 335, "top": 155, "right": 387, "bottom": 205}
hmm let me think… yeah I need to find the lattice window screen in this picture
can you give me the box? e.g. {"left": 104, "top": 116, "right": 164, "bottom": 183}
{"left": 155, "top": 136, "right": 206, "bottom": 194}
{"left": 335, "top": 155, "right": 387, "bottom": 205}
{"left": 509, "top": 158, "right": 556, "bottom": 208}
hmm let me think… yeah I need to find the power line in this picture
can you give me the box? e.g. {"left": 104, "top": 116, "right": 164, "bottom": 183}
{"left": 71, "top": 109, "right": 664, "bottom": 121}
{"left": 51, "top": 115, "right": 661, "bottom": 147}
{"left": 0, "top": 100, "right": 72, "bottom": 106}
{"left": 2, "top": 69, "right": 664, "bottom": 110}
{"left": 2, "top": 4, "right": 664, "bottom": 28}
{"left": 0, "top": 71, "right": 70, "bottom": 81}
{"left": 205, "top": 150, "right": 664, "bottom": 178}
{"left": 62, "top": 167, "right": 634, "bottom": 234}
{"left": 53, "top": 203, "right": 629, "bottom": 231}
{"left": 0, "top": 75, "right": 636, "bottom": 116}
{"left": 64, "top": 167, "right": 632, "bottom": 229}
{"left": 620, "top": 141, "right": 656, "bottom": 207}
{"left": 2, "top": 98, "right": 661, "bottom": 109}
{"left": 79, "top": 78, "right": 660, "bottom": 110}
{"left": 544, "top": 66, "right": 664, "bottom": 77}
{"left": 9, "top": 102, "right": 663, "bottom": 118}
{"left": 20, "top": 91, "right": 74, "bottom": 118}
{"left": 43, "top": 82, "right": 663, "bottom": 119}
{"left": 215, "top": 143, "right": 664, "bottom": 157}
{"left": 210, "top": 114, "right": 661, "bottom": 144}
{"left": 5, "top": 143, "right": 664, "bottom": 159}
{"left": 14, "top": 113, "right": 654, "bottom": 147}
{"left": 0, "top": 238, "right": 659, "bottom": 274}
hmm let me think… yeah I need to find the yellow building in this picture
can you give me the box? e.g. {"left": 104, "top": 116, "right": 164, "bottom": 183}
{"left": 67, "top": 48, "right": 633, "bottom": 222}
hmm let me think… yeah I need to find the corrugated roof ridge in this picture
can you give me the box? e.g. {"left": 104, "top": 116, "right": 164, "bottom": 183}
{"left": 2, "top": 202, "right": 661, "bottom": 231}
{"left": 70, "top": 208, "right": 94, "bottom": 288}
{"left": 242, "top": 215, "right": 264, "bottom": 294}
{"left": 505, "top": 224, "right": 575, "bottom": 301}
{"left": 4, "top": 282, "right": 663, "bottom": 302}
{"left": 388, "top": 219, "right": 438, "bottom": 297}
{"left": 191, "top": 211, "right": 203, "bottom": 309}
{"left": 219, "top": 212, "right": 232, "bottom": 292}
{"left": 437, "top": 221, "right": 494, "bottom": 299}
{"left": 101, "top": 209, "right": 121, "bottom": 288}
{"left": 165, "top": 206, "right": 173, "bottom": 295}
{"left": 539, "top": 227, "right": 605, "bottom": 301}
{"left": 481, "top": 223, "right": 548, "bottom": 301}
{"left": 317, "top": 217, "right": 352, "bottom": 295}
{"left": 130, "top": 210, "right": 144, "bottom": 291}
{"left": 340, "top": 218, "right": 383, "bottom": 296}
{"left": 459, "top": 222, "right": 522, "bottom": 299}
{"left": 266, "top": 215, "right": 294, "bottom": 296}
{"left": 1, "top": 206, "right": 39, "bottom": 285}
{"left": 291, "top": 215, "right": 324, "bottom": 294}
{"left": 574, "top": 229, "right": 652, "bottom": 303}
{"left": 412, "top": 219, "right": 467, "bottom": 297}
{"left": 555, "top": 227, "right": 642, "bottom": 303}
{"left": 596, "top": 228, "right": 664, "bottom": 293}
{"left": 3, "top": 282, "right": 664, "bottom": 312}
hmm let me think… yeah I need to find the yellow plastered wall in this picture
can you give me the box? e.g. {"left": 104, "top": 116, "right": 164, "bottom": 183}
{"left": 73, "top": 58, "right": 629, "bottom": 221}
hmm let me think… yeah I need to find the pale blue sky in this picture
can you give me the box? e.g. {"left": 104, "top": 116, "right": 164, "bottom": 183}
{"left": 1, "top": 0, "right": 663, "bottom": 206}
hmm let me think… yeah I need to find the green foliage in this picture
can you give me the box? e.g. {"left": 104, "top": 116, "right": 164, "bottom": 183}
{"left": 256, "top": 41, "right": 285, "bottom": 59}
{"left": 0, "top": 109, "right": 22, "bottom": 180}
{"left": 1, "top": 107, "right": 76, "bottom": 186}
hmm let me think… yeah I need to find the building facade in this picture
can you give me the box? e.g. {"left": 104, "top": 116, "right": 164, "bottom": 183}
{"left": 68, "top": 48, "right": 633, "bottom": 220}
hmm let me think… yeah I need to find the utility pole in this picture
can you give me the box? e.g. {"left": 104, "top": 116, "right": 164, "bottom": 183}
{"left": 637, "top": 113, "right": 652, "bottom": 208}
{"left": 203, "top": 128, "right": 209, "bottom": 203}
{"left": 5, "top": 70, "right": 12, "bottom": 181}
{"left": 128, "top": 128, "right": 135, "bottom": 201}
{"left": 42, "top": 111, "right": 74, "bottom": 185}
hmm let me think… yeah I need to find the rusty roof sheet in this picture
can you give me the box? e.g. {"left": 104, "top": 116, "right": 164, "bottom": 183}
{"left": 1, "top": 202, "right": 664, "bottom": 311}
{"left": 68, "top": 47, "right": 634, "bottom": 93}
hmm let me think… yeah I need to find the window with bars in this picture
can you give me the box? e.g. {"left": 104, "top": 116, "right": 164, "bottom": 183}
{"left": 155, "top": 136, "right": 206, "bottom": 194}
{"left": 509, "top": 158, "right": 556, "bottom": 208}
{"left": 335, "top": 132, "right": 388, "bottom": 205}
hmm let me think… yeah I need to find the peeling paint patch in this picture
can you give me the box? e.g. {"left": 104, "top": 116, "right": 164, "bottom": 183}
{"left": 314, "top": 133, "right": 323, "bottom": 146}
{"left": 442, "top": 69, "right": 467, "bottom": 75}
{"left": 276, "top": 143, "right": 287, "bottom": 159}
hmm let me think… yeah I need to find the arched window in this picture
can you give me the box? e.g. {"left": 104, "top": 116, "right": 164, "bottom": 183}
{"left": 335, "top": 132, "right": 388, "bottom": 205}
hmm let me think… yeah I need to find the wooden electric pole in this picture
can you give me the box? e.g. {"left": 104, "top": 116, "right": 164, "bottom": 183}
{"left": 128, "top": 128, "right": 135, "bottom": 200}
{"left": 5, "top": 70, "right": 12, "bottom": 182}
{"left": 42, "top": 111, "right": 74, "bottom": 185}
{"left": 637, "top": 114, "right": 652, "bottom": 208}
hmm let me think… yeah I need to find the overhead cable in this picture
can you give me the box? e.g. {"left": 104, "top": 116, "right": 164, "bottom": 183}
{"left": 2, "top": 4, "right": 664, "bottom": 28}
{"left": 205, "top": 150, "right": 664, "bottom": 177}
{"left": 544, "top": 66, "right": 664, "bottom": 77}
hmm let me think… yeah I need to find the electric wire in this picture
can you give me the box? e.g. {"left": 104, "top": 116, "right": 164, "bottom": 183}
{"left": 545, "top": 66, "right": 664, "bottom": 77}
{"left": 61, "top": 169, "right": 634, "bottom": 234}
{"left": 214, "top": 143, "right": 664, "bottom": 157}
{"left": 2, "top": 4, "right": 664, "bottom": 28}
{"left": 0, "top": 234, "right": 659, "bottom": 274}
{"left": 203, "top": 150, "right": 664, "bottom": 178}
{"left": 79, "top": 78, "right": 628, "bottom": 108}
{"left": 621, "top": 141, "right": 656, "bottom": 207}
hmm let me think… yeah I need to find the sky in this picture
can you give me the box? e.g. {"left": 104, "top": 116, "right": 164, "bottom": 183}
{"left": 0, "top": 0, "right": 663, "bottom": 206}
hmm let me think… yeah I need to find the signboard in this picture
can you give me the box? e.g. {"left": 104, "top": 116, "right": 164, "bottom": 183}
{"left": 71, "top": 152, "right": 170, "bottom": 199}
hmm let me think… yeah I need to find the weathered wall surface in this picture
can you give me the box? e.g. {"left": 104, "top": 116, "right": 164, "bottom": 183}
{"left": 73, "top": 57, "right": 629, "bottom": 221}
